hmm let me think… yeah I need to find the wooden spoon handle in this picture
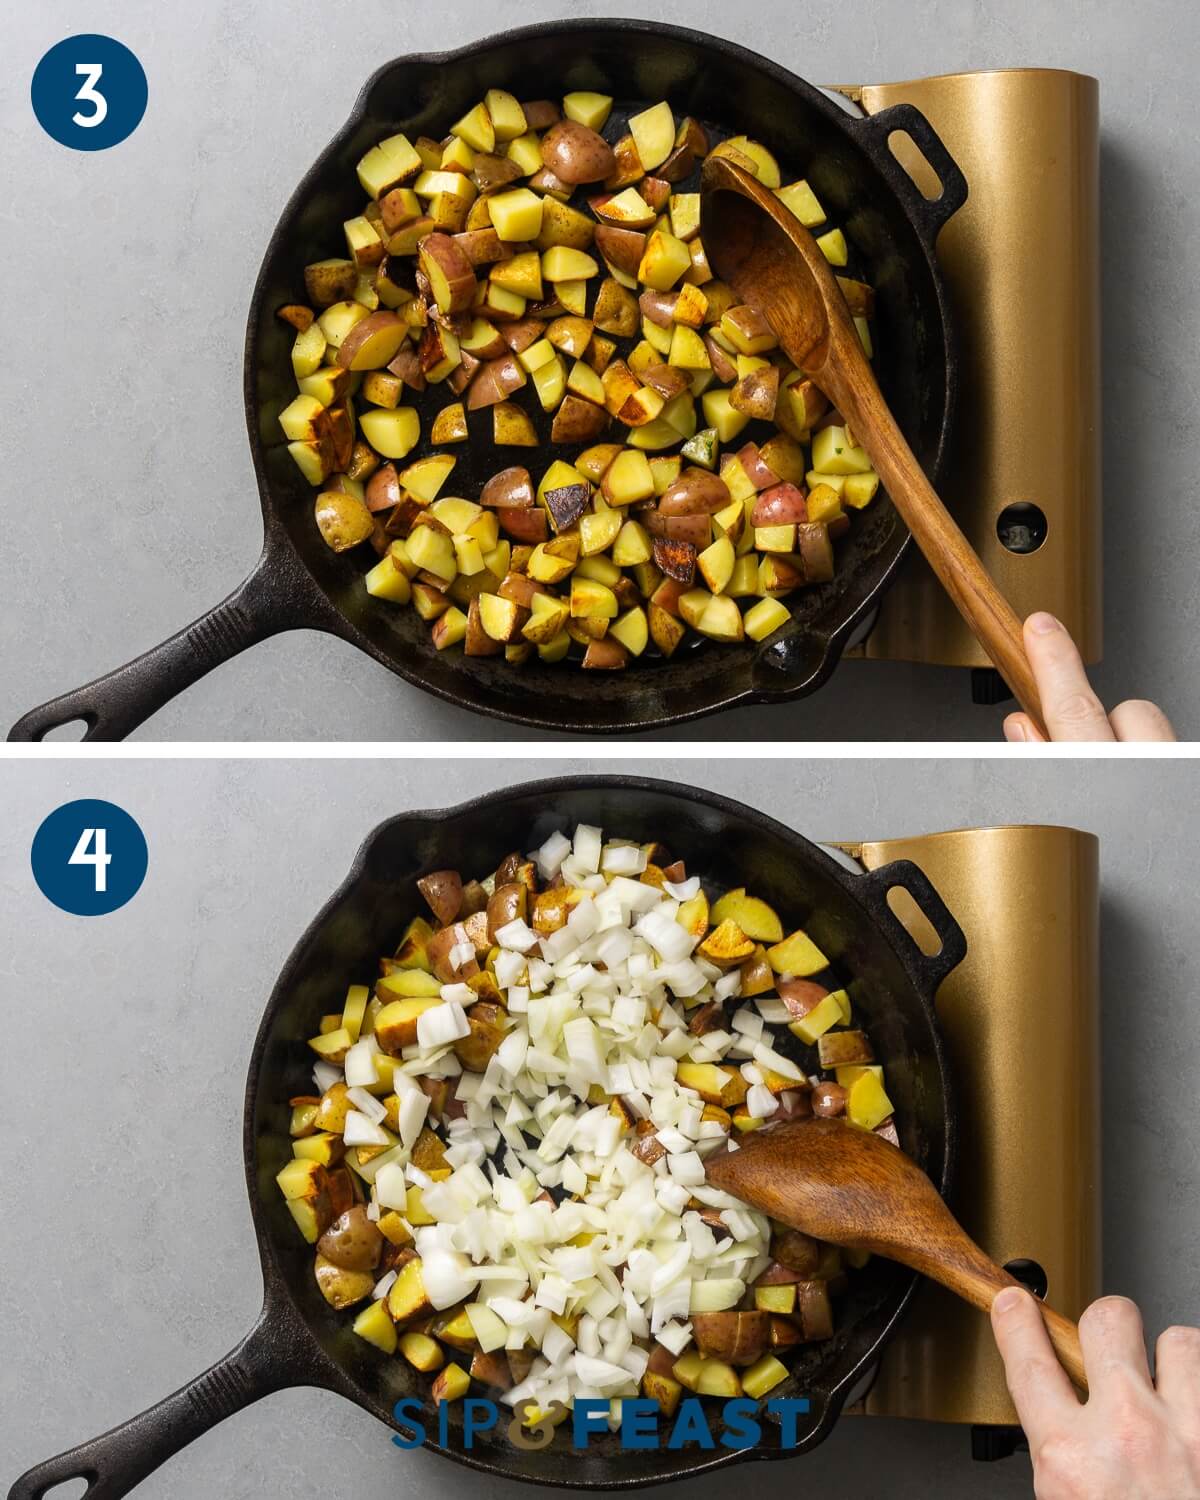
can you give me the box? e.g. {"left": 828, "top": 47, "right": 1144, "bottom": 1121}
{"left": 915, "top": 1233, "right": 1087, "bottom": 1391}
{"left": 827, "top": 351, "right": 1046, "bottom": 736}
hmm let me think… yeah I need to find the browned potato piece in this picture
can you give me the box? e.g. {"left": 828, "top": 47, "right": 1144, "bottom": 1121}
{"left": 592, "top": 278, "right": 639, "bottom": 337}
{"left": 427, "top": 923, "right": 480, "bottom": 982}
{"left": 593, "top": 226, "right": 648, "bottom": 278}
{"left": 658, "top": 469, "right": 731, "bottom": 517}
{"left": 417, "top": 869, "right": 464, "bottom": 925}
{"left": 494, "top": 401, "right": 539, "bottom": 446}
{"left": 498, "top": 503, "right": 548, "bottom": 540}
{"left": 549, "top": 394, "right": 608, "bottom": 446}
{"left": 454, "top": 1000, "right": 508, "bottom": 1070}
{"left": 314, "top": 490, "right": 374, "bottom": 552}
{"left": 277, "top": 303, "right": 314, "bottom": 331}
{"left": 387, "top": 1256, "right": 433, "bottom": 1325}
{"left": 314, "top": 1253, "right": 375, "bottom": 1310}
{"left": 431, "top": 402, "right": 468, "bottom": 444}
{"left": 796, "top": 1281, "right": 834, "bottom": 1341}
{"left": 777, "top": 977, "right": 829, "bottom": 1018}
{"left": 541, "top": 121, "right": 616, "bottom": 184}
{"left": 318, "top": 1205, "right": 383, "bottom": 1272}
{"left": 470, "top": 1349, "right": 514, "bottom": 1389}
{"left": 652, "top": 538, "right": 697, "bottom": 585}
{"left": 649, "top": 601, "right": 685, "bottom": 657}
{"left": 730, "top": 364, "right": 780, "bottom": 419}
{"left": 487, "top": 882, "right": 528, "bottom": 940}
{"left": 467, "top": 354, "right": 527, "bottom": 410}
{"left": 642, "top": 1370, "right": 683, "bottom": 1416}
{"left": 604, "top": 134, "right": 645, "bottom": 191}
{"left": 411, "top": 1126, "right": 449, "bottom": 1172}
{"left": 583, "top": 637, "right": 628, "bottom": 670}
{"left": 481, "top": 466, "right": 534, "bottom": 508}
{"left": 335, "top": 310, "right": 409, "bottom": 371}
{"left": 817, "top": 1029, "right": 875, "bottom": 1067}
{"left": 305, "top": 259, "right": 357, "bottom": 307}
{"left": 796, "top": 522, "right": 835, "bottom": 582}
{"left": 771, "top": 1228, "right": 821, "bottom": 1275}
{"left": 691, "top": 1311, "right": 771, "bottom": 1367}
{"left": 418, "top": 232, "right": 477, "bottom": 314}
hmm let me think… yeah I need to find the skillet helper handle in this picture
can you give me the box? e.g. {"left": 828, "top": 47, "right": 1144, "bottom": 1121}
{"left": 8, "top": 547, "right": 309, "bottom": 742}
{"left": 7, "top": 1315, "right": 289, "bottom": 1500}
{"left": 860, "top": 858, "right": 966, "bottom": 993}
{"left": 851, "top": 102, "right": 968, "bottom": 243}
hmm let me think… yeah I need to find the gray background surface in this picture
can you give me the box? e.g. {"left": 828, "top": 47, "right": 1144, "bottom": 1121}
{"left": 1, "top": 0, "right": 1198, "bottom": 741}
{"left": 3, "top": 756, "right": 1199, "bottom": 1500}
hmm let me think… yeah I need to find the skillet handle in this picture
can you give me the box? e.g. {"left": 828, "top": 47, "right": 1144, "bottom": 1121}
{"left": 860, "top": 857, "right": 967, "bottom": 993}
{"left": 8, "top": 544, "right": 329, "bottom": 742}
{"left": 7, "top": 1311, "right": 296, "bottom": 1500}
{"left": 852, "top": 102, "right": 968, "bottom": 242}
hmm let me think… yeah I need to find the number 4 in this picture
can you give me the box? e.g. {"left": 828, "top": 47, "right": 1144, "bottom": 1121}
{"left": 73, "top": 62, "right": 108, "bottom": 128}
{"left": 70, "top": 827, "right": 112, "bottom": 892}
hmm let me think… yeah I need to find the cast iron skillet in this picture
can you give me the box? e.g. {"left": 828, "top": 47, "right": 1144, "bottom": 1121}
{"left": 8, "top": 777, "right": 964, "bottom": 1497}
{"left": 10, "top": 21, "right": 966, "bottom": 742}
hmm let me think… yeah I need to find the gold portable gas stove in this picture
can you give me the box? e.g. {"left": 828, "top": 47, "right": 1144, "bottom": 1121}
{"left": 829, "top": 69, "right": 1102, "bottom": 701}
{"left": 828, "top": 823, "right": 1100, "bottom": 1459}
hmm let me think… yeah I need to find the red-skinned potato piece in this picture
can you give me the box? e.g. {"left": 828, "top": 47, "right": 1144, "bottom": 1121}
{"left": 418, "top": 233, "right": 477, "bottom": 314}
{"left": 498, "top": 507, "right": 550, "bottom": 543}
{"left": 427, "top": 923, "right": 480, "bottom": 982}
{"left": 583, "top": 637, "right": 628, "bottom": 669}
{"left": 365, "top": 463, "right": 402, "bottom": 513}
{"left": 387, "top": 344, "right": 426, "bottom": 392}
{"left": 639, "top": 289, "right": 678, "bottom": 328}
{"left": 642, "top": 364, "right": 691, "bottom": 401}
{"left": 335, "top": 311, "right": 408, "bottom": 371}
{"left": 777, "top": 977, "right": 829, "bottom": 1018}
{"left": 704, "top": 334, "right": 737, "bottom": 383}
{"left": 658, "top": 469, "right": 731, "bottom": 517}
{"left": 593, "top": 225, "right": 647, "bottom": 278}
{"left": 522, "top": 99, "right": 560, "bottom": 129}
{"left": 417, "top": 870, "right": 464, "bottom": 926}
{"left": 752, "top": 483, "right": 809, "bottom": 526}
{"left": 644, "top": 511, "right": 711, "bottom": 548}
{"left": 540, "top": 121, "right": 616, "bottom": 184}
{"left": 691, "top": 1311, "right": 770, "bottom": 1367}
{"left": 796, "top": 522, "right": 835, "bottom": 582}
{"left": 467, "top": 354, "right": 526, "bottom": 410}
{"left": 481, "top": 466, "right": 535, "bottom": 508}
{"left": 736, "top": 443, "right": 781, "bottom": 491}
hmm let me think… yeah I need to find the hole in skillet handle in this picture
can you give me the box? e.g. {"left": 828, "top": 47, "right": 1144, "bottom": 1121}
{"left": 854, "top": 103, "right": 969, "bottom": 245}
{"left": 860, "top": 859, "right": 966, "bottom": 994}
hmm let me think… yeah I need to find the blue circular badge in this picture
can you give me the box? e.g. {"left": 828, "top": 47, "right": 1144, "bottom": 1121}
{"left": 31, "top": 799, "right": 148, "bottom": 916}
{"left": 31, "top": 35, "right": 148, "bottom": 151}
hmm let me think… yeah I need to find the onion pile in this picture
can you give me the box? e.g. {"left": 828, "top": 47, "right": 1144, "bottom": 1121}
{"left": 279, "top": 823, "right": 896, "bottom": 1423}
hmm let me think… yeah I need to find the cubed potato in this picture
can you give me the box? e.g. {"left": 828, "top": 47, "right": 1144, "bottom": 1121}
{"left": 767, "top": 928, "right": 829, "bottom": 976}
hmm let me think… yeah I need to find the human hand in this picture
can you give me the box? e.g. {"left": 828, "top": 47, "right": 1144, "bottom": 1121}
{"left": 991, "top": 1287, "right": 1200, "bottom": 1499}
{"left": 1003, "top": 613, "right": 1176, "bottom": 742}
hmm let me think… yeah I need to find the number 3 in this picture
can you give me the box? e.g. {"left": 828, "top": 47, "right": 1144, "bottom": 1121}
{"left": 73, "top": 62, "right": 108, "bottom": 128}
{"left": 69, "top": 827, "right": 112, "bottom": 891}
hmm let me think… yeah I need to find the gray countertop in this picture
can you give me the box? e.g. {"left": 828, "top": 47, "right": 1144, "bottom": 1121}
{"left": 2, "top": 0, "right": 1199, "bottom": 741}
{"left": 3, "top": 756, "right": 1199, "bottom": 1499}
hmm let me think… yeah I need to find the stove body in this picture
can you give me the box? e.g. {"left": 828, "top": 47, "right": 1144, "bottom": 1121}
{"left": 832, "top": 70, "right": 1101, "bottom": 688}
{"left": 831, "top": 824, "right": 1101, "bottom": 1451}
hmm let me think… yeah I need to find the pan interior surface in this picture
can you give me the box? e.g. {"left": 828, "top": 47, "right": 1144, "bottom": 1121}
{"left": 247, "top": 22, "right": 955, "bottom": 732}
{"left": 247, "top": 780, "right": 951, "bottom": 1484}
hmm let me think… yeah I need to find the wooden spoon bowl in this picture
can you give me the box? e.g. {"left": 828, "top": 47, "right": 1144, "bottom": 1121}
{"left": 706, "top": 1115, "right": 1086, "bottom": 1390}
{"left": 700, "top": 155, "right": 1046, "bottom": 735}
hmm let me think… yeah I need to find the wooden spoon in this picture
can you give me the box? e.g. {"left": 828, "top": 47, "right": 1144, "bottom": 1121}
{"left": 705, "top": 1115, "right": 1086, "bottom": 1391}
{"left": 700, "top": 156, "right": 1045, "bottom": 736}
